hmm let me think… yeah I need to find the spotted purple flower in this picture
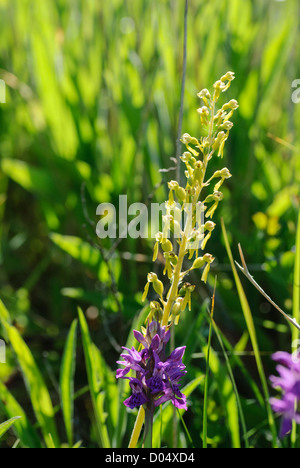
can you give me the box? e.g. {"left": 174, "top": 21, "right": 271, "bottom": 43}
{"left": 116, "top": 321, "right": 187, "bottom": 411}
{"left": 270, "top": 351, "right": 300, "bottom": 438}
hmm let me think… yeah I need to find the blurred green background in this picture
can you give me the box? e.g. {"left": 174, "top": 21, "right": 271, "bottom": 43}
{"left": 0, "top": 0, "right": 300, "bottom": 448}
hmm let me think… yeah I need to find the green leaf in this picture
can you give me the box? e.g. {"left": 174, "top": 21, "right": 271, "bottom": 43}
{"left": 0, "top": 380, "right": 41, "bottom": 448}
{"left": 292, "top": 207, "right": 300, "bottom": 345}
{"left": 78, "top": 307, "right": 111, "bottom": 448}
{"left": 5, "top": 324, "right": 59, "bottom": 448}
{"left": 0, "top": 417, "right": 21, "bottom": 439}
{"left": 0, "top": 158, "right": 55, "bottom": 198}
{"left": 221, "top": 218, "right": 278, "bottom": 447}
{"left": 59, "top": 319, "right": 78, "bottom": 447}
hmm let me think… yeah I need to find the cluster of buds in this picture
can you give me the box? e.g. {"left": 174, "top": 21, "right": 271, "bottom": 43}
{"left": 140, "top": 71, "right": 238, "bottom": 326}
{"left": 117, "top": 73, "right": 238, "bottom": 426}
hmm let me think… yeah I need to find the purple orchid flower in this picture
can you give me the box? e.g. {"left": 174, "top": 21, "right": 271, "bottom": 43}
{"left": 116, "top": 321, "right": 187, "bottom": 411}
{"left": 270, "top": 351, "right": 300, "bottom": 438}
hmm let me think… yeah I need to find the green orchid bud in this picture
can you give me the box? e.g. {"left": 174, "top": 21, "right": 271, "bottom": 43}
{"left": 175, "top": 186, "right": 186, "bottom": 202}
{"left": 181, "top": 133, "right": 192, "bottom": 144}
{"left": 161, "top": 239, "right": 173, "bottom": 252}
{"left": 212, "top": 191, "right": 224, "bottom": 201}
{"left": 153, "top": 277, "right": 164, "bottom": 298}
{"left": 197, "top": 88, "right": 211, "bottom": 102}
{"left": 212, "top": 131, "right": 226, "bottom": 153}
{"left": 221, "top": 71, "right": 235, "bottom": 83}
{"left": 150, "top": 301, "right": 163, "bottom": 321}
{"left": 204, "top": 221, "right": 216, "bottom": 231}
{"left": 222, "top": 99, "right": 239, "bottom": 112}
{"left": 197, "top": 106, "right": 210, "bottom": 125}
{"left": 172, "top": 297, "right": 185, "bottom": 317}
{"left": 181, "top": 151, "right": 192, "bottom": 165}
{"left": 213, "top": 80, "right": 226, "bottom": 101}
{"left": 220, "top": 120, "right": 234, "bottom": 131}
{"left": 191, "top": 256, "right": 205, "bottom": 270}
{"left": 168, "top": 180, "right": 179, "bottom": 190}
{"left": 193, "top": 160, "right": 204, "bottom": 185}
{"left": 220, "top": 167, "right": 232, "bottom": 178}
{"left": 203, "top": 253, "right": 215, "bottom": 264}
{"left": 147, "top": 272, "right": 158, "bottom": 283}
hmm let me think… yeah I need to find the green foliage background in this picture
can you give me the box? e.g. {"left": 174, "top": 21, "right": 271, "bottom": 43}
{"left": 0, "top": 0, "right": 300, "bottom": 448}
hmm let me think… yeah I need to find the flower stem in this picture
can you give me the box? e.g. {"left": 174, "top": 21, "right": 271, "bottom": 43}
{"left": 128, "top": 406, "right": 145, "bottom": 448}
{"left": 143, "top": 406, "right": 154, "bottom": 448}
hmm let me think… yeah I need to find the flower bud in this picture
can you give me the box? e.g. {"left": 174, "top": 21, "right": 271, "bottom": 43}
{"left": 221, "top": 71, "right": 235, "bottom": 82}
{"left": 220, "top": 167, "right": 232, "bottom": 178}
{"left": 222, "top": 99, "right": 239, "bottom": 111}
{"left": 161, "top": 239, "right": 173, "bottom": 252}
{"left": 172, "top": 297, "right": 184, "bottom": 317}
{"left": 181, "top": 151, "right": 192, "bottom": 163}
{"left": 168, "top": 180, "right": 179, "bottom": 190}
{"left": 204, "top": 221, "right": 216, "bottom": 232}
{"left": 153, "top": 278, "right": 164, "bottom": 298}
{"left": 175, "top": 186, "right": 186, "bottom": 202}
{"left": 203, "top": 253, "right": 214, "bottom": 264}
{"left": 181, "top": 133, "right": 198, "bottom": 146}
{"left": 191, "top": 256, "right": 205, "bottom": 269}
{"left": 197, "top": 88, "right": 211, "bottom": 100}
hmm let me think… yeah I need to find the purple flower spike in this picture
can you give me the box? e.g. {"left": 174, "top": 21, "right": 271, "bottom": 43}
{"left": 116, "top": 321, "right": 187, "bottom": 412}
{"left": 270, "top": 351, "right": 300, "bottom": 438}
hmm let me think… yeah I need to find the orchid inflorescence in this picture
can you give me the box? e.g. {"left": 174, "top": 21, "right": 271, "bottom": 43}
{"left": 116, "top": 72, "right": 238, "bottom": 447}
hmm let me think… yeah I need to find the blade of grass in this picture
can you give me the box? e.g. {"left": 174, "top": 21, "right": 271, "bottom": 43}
{"left": 208, "top": 312, "right": 250, "bottom": 448}
{"left": 291, "top": 207, "right": 300, "bottom": 446}
{"left": 202, "top": 278, "right": 216, "bottom": 448}
{"left": 0, "top": 416, "right": 21, "bottom": 439}
{"left": 5, "top": 324, "right": 59, "bottom": 448}
{"left": 0, "top": 380, "right": 42, "bottom": 448}
{"left": 221, "top": 218, "right": 278, "bottom": 447}
{"left": 59, "top": 319, "right": 78, "bottom": 447}
{"left": 78, "top": 307, "right": 111, "bottom": 448}
{"left": 235, "top": 244, "right": 300, "bottom": 333}
{"left": 292, "top": 207, "right": 300, "bottom": 345}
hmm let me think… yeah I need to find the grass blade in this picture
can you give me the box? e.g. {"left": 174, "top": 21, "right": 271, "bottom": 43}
{"left": 202, "top": 279, "right": 216, "bottom": 448}
{"left": 0, "top": 417, "right": 21, "bottom": 439}
{"left": 292, "top": 207, "right": 300, "bottom": 345}
{"left": 0, "top": 381, "right": 41, "bottom": 448}
{"left": 5, "top": 324, "right": 59, "bottom": 448}
{"left": 78, "top": 307, "right": 111, "bottom": 448}
{"left": 208, "top": 315, "right": 250, "bottom": 448}
{"left": 59, "top": 319, "right": 78, "bottom": 447}
{"left": 221, "top": 218, "right": 278, "bottom": 447}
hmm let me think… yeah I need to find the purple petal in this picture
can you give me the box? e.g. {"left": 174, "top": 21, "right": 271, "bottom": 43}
{"left": 133, "top": 330, "right": 148, "bottom": 348}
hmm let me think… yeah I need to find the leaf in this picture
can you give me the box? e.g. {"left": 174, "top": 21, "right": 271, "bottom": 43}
{"left": 0, "top": 158, "right": 55, "bottom": 198}
{"left": 59, "top": 319, "right": 78, "bottom": 447}
{"left": 78, "top": 307, "right": 111, "bottom": 448}
{"left": 0, "top": 380, "right": 41, "bottom": 448}
{"left": 0, "top": 417, "right": 21, "bottom": 439}
{"left": 50, "top": 233, "right": 112, "bottom": 283}
{"left": 221, "top": 218, "right": 278, "bottom": 447}
{"left": 292, "top": 207, "right": 300, "bottom": 345}
{"left": 5, "top": 324, "right": 59, "bottom": 448}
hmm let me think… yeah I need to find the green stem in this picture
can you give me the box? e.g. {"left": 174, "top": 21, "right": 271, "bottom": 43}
{"left": 143, "top": 406, "right": 154, "bottom": 448}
